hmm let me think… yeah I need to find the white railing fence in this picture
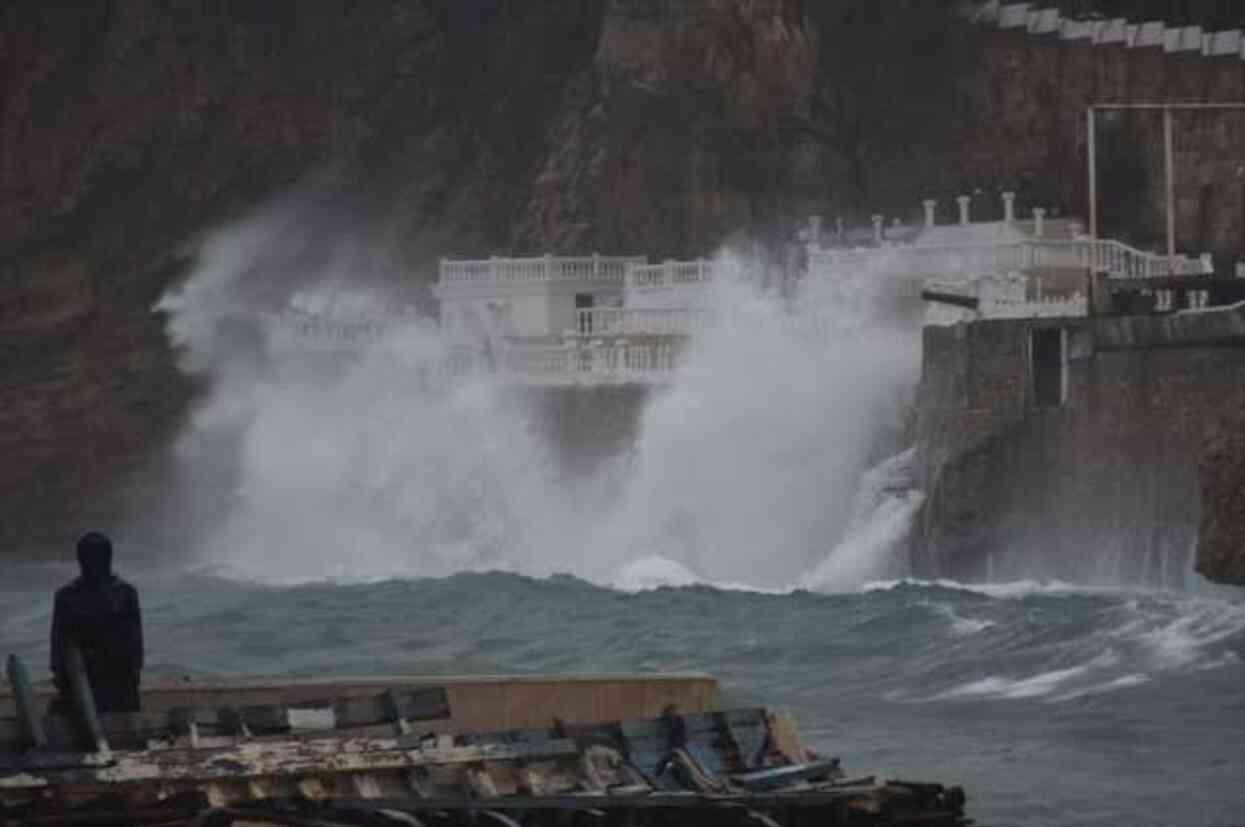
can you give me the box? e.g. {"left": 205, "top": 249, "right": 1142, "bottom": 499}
{"left": 498, "top": 341, "right": 679, "bottom": 384}
{"left": 811, "top": 238, "right": 1211, "bottom": 281}
{"left": 626, "top": 259, "right": 715, "bottom": 289}
{"left": 571, "top": 307, "right": 702, "bottom": 336}
{"left": 439, "top": 255, "right": 647, "bottom": 285}
{"left": 265, "top": 312, "right": 398, "bottom": 350}
{"left": 985, "top": 293, "right": 1088, "bottom": 319}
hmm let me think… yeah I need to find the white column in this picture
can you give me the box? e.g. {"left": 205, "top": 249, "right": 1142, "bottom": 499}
{"left": 1032, "top": 207, "right": 1046, "bottom": 238}
{"left": 872, "top": 214, "right": 884, "bottom": 244}
{"left": 923, "top": 199, "right": 937, "bottom": 228}
{"left": 1002, "top": 191, "right": 1016, "bottom": 223}
{"left": 957, "top": 195, "right": 971, "bottom": 226}
{"left": 809, "top": 216, "right": 823, "bottom": 247}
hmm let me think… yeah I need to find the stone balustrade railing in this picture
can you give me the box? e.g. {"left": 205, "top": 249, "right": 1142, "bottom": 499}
{"left": 498, "top": 341, "right": 678, "bottom": 385}
{"left": 811, "top": 238, "right": 1211, "bottom": 281}
{"left": 626, "top": 258, "right": 714, "bottom": 289}
{"left": 439, "top": 255, "right": 647, "bottom": 286}
{"left": 924, "top": 276, "right": 1087, "bottom": 319}
{"left": 265, "top": 311, "right": 399, "bottom": 349}
{"left": 985, "top": 293, "right": 1088, "bottom": 319}
{"left": 571, "top": 307, "right": 701, "bottom": 337}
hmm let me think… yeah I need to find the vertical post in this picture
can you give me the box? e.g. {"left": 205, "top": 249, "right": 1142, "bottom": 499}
{"left": 1002, "top": 191, "right": 1016, "bottom": 223}
{"left": 809, "top": 215, "right": 822, "bottom": 247}
{"left": 64, "top": 645, "right": 109, "bottom": 755}
{"left": 1033, "top": 207, "right": 1046, "bottom": 238}
{"left": 871, "top": 214, "right": 884, "bottom": 244}
{"left": 1087, "top": 106, "right": 1098, "bottom": 240}
{"left": 1164, "top": 104, "right": 1176, "bottom": 264}
{"left": 957, "top": 195, "right": 971, "bottom": 226}
{"left": 923, "top": 199, "right": 937, "bottom": 229}
{"left": 5, "top": 654, "right": 47, "bottom": 750}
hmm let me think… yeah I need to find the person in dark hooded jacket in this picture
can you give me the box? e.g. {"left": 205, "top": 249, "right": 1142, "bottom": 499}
{"left": 50, "top": 532, "right": 143, "bottom": 714}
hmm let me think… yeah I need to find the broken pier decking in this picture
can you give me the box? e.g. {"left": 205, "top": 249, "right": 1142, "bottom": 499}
{"left": 1, "top": 657, "right": 968, "bottom": 826}
{"left": 0, "top": 672, "right": 720, "bottom": 751}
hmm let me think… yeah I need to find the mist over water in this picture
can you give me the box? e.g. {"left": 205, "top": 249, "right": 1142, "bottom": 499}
{"left": 153, "top": 202, "right": 921, "bottom": 590}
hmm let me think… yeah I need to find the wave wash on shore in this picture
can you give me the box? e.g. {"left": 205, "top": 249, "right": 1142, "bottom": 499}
{"left": 153, "top": 196, "right": 923, "bottom": 589}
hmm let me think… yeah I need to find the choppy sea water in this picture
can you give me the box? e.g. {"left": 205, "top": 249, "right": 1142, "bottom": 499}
{"left": 2, "top": 562, "right": 1242, "bottom": 827}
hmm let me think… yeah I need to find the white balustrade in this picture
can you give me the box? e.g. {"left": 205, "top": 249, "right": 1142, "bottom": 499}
{"left": 572, "top": 307, "right": 700, "bottom": 336}
{"left": 811, "top": 238, "right": 1212, "bottom": 281}
{"left": 266, "top": 311, "right": 397, "bottom": 350}
{"left": 439, "top": 255, "right": 647, "bottom": 286}
{"left": 625, "top": 259, "right": 715, "bottom": 289}
{"left": 983, "top": 293, "right": 1088, "bottom": 319}
{"left": 495, "top": 341, "right": 678, "bottom": 385}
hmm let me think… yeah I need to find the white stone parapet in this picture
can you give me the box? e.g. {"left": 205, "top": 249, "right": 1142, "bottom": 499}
{"left": 812, "top": 237, "right": 1212, "bottom": 281}
{"left": 497, "top": 340, "right": 678, "bottom": 386}
{"left": 924, "top": 274, "right": 1087, "bottom": 321}
{"left": 439, "top": 255, "right": 647, "bottom": 286}
{"left": 626, "top": 258, "right": 714, "bottom": 289}
{"left": 969, "top": 2, "right": 1245, "bottom": 61}
{"left": 570, "top": 307, "right": 702, "bottom": 337}
{"left": 265, "top": 310, "right": 400, "bottom": 351}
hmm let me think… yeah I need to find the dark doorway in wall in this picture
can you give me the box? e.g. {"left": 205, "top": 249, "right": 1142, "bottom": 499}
{"left": 575, "top": 293, "right": 595, "bottom": 335}
{"left": 1031, "top": 328, "right": 1065, "bottom": 407}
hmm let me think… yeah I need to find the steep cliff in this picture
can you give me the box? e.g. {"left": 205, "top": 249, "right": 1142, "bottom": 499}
{"left": 0, "top": 0, "right": 612, "bottom": 550}
{"left": 6, "top": 0, "right": 1245, "bottom": 579}
{"left": 1, "top": 0, "right": 834, "bottom": 551}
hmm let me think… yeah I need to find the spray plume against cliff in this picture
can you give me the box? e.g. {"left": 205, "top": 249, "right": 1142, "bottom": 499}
{"left": 153, "top": 198, "right": 920, "bottom": 590}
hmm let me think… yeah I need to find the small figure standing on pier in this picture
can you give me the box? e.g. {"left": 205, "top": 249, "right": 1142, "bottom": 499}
{"left": 50, "top": 532, "right": 144, "bottom": 713}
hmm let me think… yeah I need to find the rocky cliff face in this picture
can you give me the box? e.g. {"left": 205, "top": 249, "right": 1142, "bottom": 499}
{"left": 1, "top": 0, "right": 830, "bottom": 551}
{"left": 5, "top": 0, "right": 1245, "bottom": 581}
{"left": 0, "top": 0, "right": 607, "bottom": 551}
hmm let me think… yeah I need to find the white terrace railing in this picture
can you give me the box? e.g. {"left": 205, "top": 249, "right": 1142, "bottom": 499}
{"left": 265, "top": 311, "right": 397, "bottom": 350}
{"left": 498, "top": 341, "right": 678, "bottom": 385}
{"left": 626, "top": 258, "right": 715, "bottom": 289}
{"left": 571, "top": 307, "right": 702, "bottom": 337}
{"left": 924, "top": 277, "right": 1088, "bottom": 319}
{"left": 811, "top": 238, "right": 1211, "bottom": 281}
{"left": 986, "top": 293, "right": 1088, "bottom": 319}
{"left": 439, "top": 255, "right": 647, "bottom": 286}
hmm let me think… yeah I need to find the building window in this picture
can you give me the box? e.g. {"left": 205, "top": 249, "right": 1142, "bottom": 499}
{"left": 575, "top": 293, "right": 595, "bottom": 335}
{"left": 1030, "top": 327, "right": 1065, "bottom": 407}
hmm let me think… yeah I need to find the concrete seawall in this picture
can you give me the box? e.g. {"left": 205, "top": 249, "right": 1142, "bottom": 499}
{"left": 913, "top": 304, "right": 1245, "bottom": 585}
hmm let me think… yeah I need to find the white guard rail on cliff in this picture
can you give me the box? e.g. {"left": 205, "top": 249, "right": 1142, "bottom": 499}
{"left": 626, "top": 259, "right": 715, "bottom": 289}
{"left": 439, "top": 255, "right": 648, "bottom": 286}
{"left": 265, "top": 312, "right": 398, "bottom": 350}
{"left": 572, "top": 307, "right": 701, "bottom": 336}
{"left": 924, "top": 277, "right": 1088, "bottom": 319}
{"left": 986, "top": 293, "right": 1088, "bottom": 318}
{"left": 811, "top": 238, "right": 1211, "bottom": 280}
{"left": 499, "top": 341, "right": 678, "bottom": 386}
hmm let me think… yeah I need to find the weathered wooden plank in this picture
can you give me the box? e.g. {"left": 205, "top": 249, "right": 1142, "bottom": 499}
{"left": 10, "top": 687, "right": 453, "bottom": 750}
{"left": 1, "top": 736, "right": 587, "bottom": 789}
{"left": 730, "top": 760, "right": 843, "bottom": 791}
